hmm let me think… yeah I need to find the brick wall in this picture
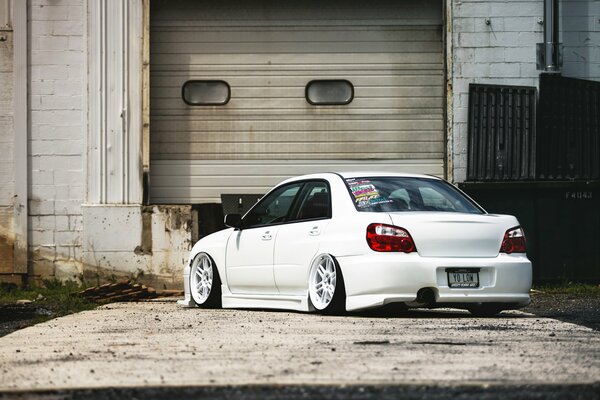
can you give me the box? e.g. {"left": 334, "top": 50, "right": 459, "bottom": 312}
{"left": 451, "top": 0, "right": 544, "bottom": 182}
{"left": 28, "top": 0, "right": 84, "bottom": 280}
{"left": 561, "top": 0, "right": 600, "bottom": 82}
{"left": 0, "top": 23, "right": 14, "bottom": 275}
{"left": 0, "top": 28, "right": 13, "bottom": 206}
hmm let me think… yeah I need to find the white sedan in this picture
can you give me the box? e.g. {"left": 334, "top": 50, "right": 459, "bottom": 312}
{"left": 179, "top": 172, "right": 532, "bottom": 316}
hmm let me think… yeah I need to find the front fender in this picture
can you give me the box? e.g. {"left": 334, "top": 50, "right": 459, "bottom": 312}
{"left": 187, "top": 228, "right": 234, "bottom": 287}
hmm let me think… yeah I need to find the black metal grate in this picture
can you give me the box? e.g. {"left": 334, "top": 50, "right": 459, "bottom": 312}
{"left": 537, "top": 74, "right": 600, "bottom": 180}
{"left": 467, "top": 84, "right": 537, "bottom": 181}
{"left": 220, "top": 194, "right": 263, "bottom": 216}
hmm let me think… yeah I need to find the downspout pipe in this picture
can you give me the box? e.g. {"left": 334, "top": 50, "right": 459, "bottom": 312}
{"left": 543, "top": 0, "right": 560, "bottom": 73}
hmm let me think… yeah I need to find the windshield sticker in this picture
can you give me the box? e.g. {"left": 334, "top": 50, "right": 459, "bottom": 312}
{"left": 347, "top": 179, "right": 393, "bottom": 208}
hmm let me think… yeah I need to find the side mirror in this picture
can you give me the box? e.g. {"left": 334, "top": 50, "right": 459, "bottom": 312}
{"left": 224, "top": 213, "right": 242, "bottom": 229}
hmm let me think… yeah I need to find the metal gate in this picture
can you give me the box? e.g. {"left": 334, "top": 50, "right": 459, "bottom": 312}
{"left": 537, "top": 74, "right": 600, "bottom": 180}
{"left": 467, "top": 84, "right": 537, "bottom": 181}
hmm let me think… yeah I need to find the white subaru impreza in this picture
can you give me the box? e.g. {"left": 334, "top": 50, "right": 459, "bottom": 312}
{"left": 179, "top": 172, "right": 532, "bottom": 316}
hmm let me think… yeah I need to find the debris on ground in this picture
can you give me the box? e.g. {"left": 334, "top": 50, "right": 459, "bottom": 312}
{"left": 76, "top": 281, "right": 183, "bottom": 303}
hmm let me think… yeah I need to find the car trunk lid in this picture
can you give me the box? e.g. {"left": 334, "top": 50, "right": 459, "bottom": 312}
{"left": 388, "top": 212, "right": 518, "bottom": 258}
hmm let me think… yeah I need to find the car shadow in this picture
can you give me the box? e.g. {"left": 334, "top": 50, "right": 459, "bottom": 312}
{"left": 209, "top": 304, "right": 533, "bottom": 320}
{"left": 351, "top": 305, "right": 533, "bottom": 319}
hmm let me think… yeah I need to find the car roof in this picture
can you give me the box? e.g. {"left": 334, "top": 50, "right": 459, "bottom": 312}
{"left": 278, "top": 172, "right": 443, "bottom": 186}
{"left": 336, "top": 171, "right": 442, "bottom": 180}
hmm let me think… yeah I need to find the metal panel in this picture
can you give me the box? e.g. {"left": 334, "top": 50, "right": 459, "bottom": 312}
{"left": 467, "top": 84, "right": 537, "bottom": 181}
{"left": 537, "top": 74, "right": 600, "bottom": 180}
{"left": 150, "top": 159, "right": 443, "bottom": 204}
{"left": 221, "top": 194, "right": 263, "bottom": 216}
{"left": 460, "top": 181, "right": 600, "bottom": 283}
{"left": 149, "top": 0, "right": 444, "bottom": 204}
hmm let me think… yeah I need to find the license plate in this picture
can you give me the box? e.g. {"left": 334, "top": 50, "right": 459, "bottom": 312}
{"left": 447, "top": 269, "right": 479, "bottom": 288}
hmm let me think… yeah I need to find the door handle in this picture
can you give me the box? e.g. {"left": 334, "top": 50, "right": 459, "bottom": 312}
{"left": 261, "top": 231, "right": 272, "bottom": 240}
{"left": 309, "top": 226, "right": 320, "bottom": 236}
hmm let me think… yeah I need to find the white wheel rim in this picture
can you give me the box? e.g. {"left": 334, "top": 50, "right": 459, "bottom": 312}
{"left": 309, "top": 254, "right": 337, "bottom": 310}
{"left": 190, "top": 254, "right": 213, "bottom": 304}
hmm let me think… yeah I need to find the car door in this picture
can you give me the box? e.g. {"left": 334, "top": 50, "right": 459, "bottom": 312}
{"left": 273, "top": 181, "right": 332, "bottom": 295}
{"left": 225, "top": 182, "right": 303, "bottom": 294}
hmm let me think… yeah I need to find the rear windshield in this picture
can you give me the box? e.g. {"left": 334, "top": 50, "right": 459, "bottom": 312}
{"left": 344, "top": 177, "right": 484, "bottom": 214}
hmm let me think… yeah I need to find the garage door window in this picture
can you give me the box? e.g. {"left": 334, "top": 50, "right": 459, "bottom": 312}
{"left": 306, "top": 80, "right": 354, "bottom": 105}
{"left": 182, "top": 80, "right": 230, "bottom": 106}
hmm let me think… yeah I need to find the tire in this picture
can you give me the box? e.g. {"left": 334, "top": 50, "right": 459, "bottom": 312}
{"left": 468, "top": 304, "right": 504, "bottom": 317}
{"left": 308, "top": 254, "right": 346, "bottom": 314}
{"left": 189, "top": 252, "right": 222, "bottom": 308}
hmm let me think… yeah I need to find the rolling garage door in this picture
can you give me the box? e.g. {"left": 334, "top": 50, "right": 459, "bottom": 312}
{"left": 150, "top": 0, "right": 444, "bottom": 204}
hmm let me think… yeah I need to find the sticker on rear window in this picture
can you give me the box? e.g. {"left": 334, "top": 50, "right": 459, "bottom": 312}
{"left": 346, "top": 179, "right": 392, "bottom": 208}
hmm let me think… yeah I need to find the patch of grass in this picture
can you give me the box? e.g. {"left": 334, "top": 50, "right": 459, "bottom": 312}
{"left": 0, "top": 279, "right": 97, "bottom": 324}
{"left": 533, "top": 282, "right": 600, "bottom": 295}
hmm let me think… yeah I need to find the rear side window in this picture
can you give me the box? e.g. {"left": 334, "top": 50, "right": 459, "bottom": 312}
{"left": 290, "top": 181, "right": 331, "bottom": 221}
{"left": 344, "top": 177, "right": 483, "bottom": 214}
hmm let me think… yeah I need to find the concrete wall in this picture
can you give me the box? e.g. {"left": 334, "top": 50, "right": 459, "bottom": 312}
{"left": 82, "top": 205, "right": 192, "bottom": 288}
{"left": 451, "top": 0, "right": 544, "bottom": 182}
{"left": 560, "top": 0, "right": 600, "bottom": 82}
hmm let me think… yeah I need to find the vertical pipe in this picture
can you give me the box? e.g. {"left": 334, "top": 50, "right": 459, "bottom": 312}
{"left": 444, "top": 0, "right": 453, "bottom": 182}
{"left": 543, "top": 0, "right": 560, "bottom": 73}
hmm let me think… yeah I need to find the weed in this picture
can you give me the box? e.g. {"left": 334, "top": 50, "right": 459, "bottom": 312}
{"left": 0, "top": 280, "right": 97, "bottom": 328}
{"left": 533, "top": 282, "right": 600, "bottom": 295}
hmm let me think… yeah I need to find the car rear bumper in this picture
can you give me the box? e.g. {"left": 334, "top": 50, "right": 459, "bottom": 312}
{"left": 336, "top": 252, "right": 532, "bottom": 312}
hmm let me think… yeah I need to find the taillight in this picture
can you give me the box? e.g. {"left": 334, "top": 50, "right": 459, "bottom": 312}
{"left": 500, "top": 226, "right": 526, "bottom": 254}
{"left": 366, "top": 223, "right": 416, "bottom": 253}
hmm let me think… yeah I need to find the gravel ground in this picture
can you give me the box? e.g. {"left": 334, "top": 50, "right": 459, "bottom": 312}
{"left": 1, "top": 383, "right": 599, "bottom": 400}
{"left": 523, "top": 292, "right": 600, "bottom": 331}
{"left": 2, "top": 291, "right": 599, "bottom": 337}
{"left": 1, "top": 292, "right": 599, "bottom": 399}
{"left": 1, "top": 300, "right": 599, "bottom": 388}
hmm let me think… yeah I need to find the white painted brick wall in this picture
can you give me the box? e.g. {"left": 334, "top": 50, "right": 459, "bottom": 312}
{"left": 28, "top": 0, "right": 84, "bottom": 280}
{"left": 560, "top": 0, "right": 600, "bottom": 81}
{"left": 0, "top": 29, "right": 14, "bottom": 206}
{"left": 452, "top": 0, "right": 544, "bottom": 182}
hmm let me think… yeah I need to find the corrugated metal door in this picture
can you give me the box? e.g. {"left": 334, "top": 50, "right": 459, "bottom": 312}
{"left": 150, "top": 0, "right": 444, "bottom": 204}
